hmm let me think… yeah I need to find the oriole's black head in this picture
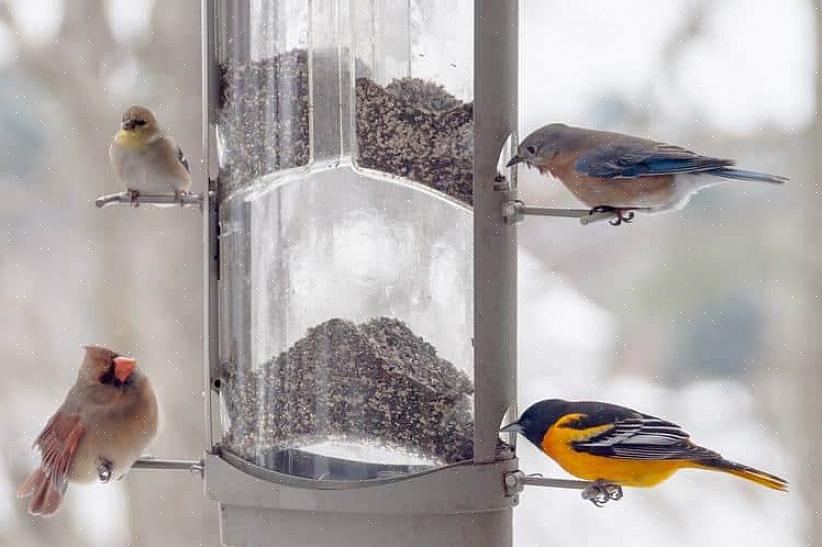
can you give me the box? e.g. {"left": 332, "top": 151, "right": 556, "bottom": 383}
{"left": 500, "top": 399, "right": 570, "bottom": 448}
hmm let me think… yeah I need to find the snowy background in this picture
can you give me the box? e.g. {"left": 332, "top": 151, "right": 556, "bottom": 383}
{"left": 0, "top": 0, "right": 818, "bottom": 546}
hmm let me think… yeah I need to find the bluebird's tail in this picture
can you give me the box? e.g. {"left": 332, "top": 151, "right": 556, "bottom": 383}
{"left": 711, "top": 167, "right": 788, "bottom": 184}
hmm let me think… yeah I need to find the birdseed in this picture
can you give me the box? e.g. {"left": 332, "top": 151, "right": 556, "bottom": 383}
{"left": 222, "top": 317, "right": 485, "bottom": 467}
{"left": 217, "top": 49, "right": 310, "bottom": 199}
{"left": 355, "top": 77, "right": 474, "bottom": 205}
{"left": 217, "top": 49, "right": 474, "bottom": 205}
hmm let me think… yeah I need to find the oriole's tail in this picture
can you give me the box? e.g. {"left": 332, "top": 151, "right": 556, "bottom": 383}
{"left": 696, "top": 458, "right": 788, "bottom": 491}
{"left": 710, "top": 167, "right": 788, "bottom": 184}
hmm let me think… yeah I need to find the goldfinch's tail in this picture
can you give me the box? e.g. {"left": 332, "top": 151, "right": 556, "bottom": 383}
{"left": 696, "top": 458, "right": 788, "bottom": 491}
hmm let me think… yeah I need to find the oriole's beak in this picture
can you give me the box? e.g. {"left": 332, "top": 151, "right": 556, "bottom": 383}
{"left": 506, "top": 155, "right": 525, "bottom": 168}
{"left": 499, "top": 422, "right": 524, "bottom": 434}
{"left": 113, "top": 356, "right": 136, "bottom": 383}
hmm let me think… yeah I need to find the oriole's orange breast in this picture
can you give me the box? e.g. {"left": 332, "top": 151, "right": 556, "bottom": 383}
{"left": 541, "top": 414, "right": 688, "bottom": 488}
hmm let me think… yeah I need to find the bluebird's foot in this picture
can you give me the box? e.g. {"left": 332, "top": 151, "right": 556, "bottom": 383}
{"left": 589, "top": 205, "right": 644, "bottom": 226}
{"left": 97, "top": 459, "right": 113, "bottom": 483}
{"left": 127, "top": 189, "right": 141, "bottom": 207}
{"left": 581, "top": 480, "right": 623, "bottom": 507}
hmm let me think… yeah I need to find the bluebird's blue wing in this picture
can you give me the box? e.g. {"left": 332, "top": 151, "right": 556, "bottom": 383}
{"left": 575, "top": 141, "right": 734, "bottom": 179}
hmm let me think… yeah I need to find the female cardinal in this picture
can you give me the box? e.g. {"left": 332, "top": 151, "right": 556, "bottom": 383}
{"left": 17, "top": 346, "right": 158, "bottom": 516}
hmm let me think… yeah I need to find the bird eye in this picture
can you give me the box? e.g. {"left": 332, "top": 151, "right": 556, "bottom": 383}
{"left": 134, "top": 119, "right": 146, "bottom": 126}
{"left": 525, "top": 145, "right": 537, "bottom": 156}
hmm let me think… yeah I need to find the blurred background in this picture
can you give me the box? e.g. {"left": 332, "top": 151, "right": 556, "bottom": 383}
{"left": 0, "top": 0, "right": 817, "bottom": 546}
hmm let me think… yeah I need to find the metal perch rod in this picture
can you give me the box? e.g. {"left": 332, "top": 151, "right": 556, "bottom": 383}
{"left": 519, "top": 474, "right": 592, "bottom": 490}
{"left": 95, "top": 191, "right": 204, "bottom": 209}
{"left": 132, "top": 457, "right": 204, "bottom": 475}
{"left": 503, "top": 471, "right": 624, "bottom": 507}
{"left": 504, "top": 470, "right": 591, "bottom": 493}
{"left": 517, "top": 205, "right": 616, "bottom": 225}
{"left": 501, "top": 200, "right": 619, "bottom": 225}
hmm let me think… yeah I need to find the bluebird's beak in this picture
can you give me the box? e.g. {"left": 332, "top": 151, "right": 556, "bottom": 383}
{"left": 499, "top": 422, "right": 524, "bottom": 435}
{"left": 506, "top": 155, "right": 524, "bottom": 168}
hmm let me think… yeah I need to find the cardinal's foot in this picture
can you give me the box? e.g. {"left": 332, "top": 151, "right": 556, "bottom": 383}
{"left": 97, "top": 459, "right": 113, "bottom": 483}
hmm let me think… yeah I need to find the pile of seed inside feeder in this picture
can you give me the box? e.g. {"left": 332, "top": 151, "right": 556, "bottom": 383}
{"left": 216, "top": 47, "right": 474, "bottom": 205}
{"left": 355, "top": 77, "right": 474, "bottom": 206}
{"left": 221, "top": 317, "right": 478, "bottom": 465}
{"left": 217, "top": 49, "right": 310, "bottom": 199}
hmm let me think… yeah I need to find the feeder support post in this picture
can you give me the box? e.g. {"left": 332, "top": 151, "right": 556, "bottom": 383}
{"left": 474, "top": 0, "right": 519, "bottom": 464}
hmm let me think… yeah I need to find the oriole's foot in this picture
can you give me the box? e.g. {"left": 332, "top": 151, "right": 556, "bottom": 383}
{"left": 589, "top": 205, "right": 644, "bottom": 226}
{"left": 127, "top": 189, "right": 141, "bottom": 207}
{"left": 97, "top": 459, "right": 113, "bottom": 483}
{"left": 581, "top": 480, "right": 623, "bottom": 507}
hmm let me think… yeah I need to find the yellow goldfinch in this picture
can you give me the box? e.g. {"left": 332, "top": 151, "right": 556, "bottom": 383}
{"left": 109, "top": 105, "right": 192, "bottom": 202}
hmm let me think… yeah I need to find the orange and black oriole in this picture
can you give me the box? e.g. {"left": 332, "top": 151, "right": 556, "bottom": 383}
{"left": 501, "top": 399, "right": 788, "bottom": 492}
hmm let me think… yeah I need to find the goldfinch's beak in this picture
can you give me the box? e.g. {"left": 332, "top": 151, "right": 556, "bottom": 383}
{"left": 499, "top": 422, "right": 524, "bottom": 434}
{"left": 506, "top": 155, "right": 525, "bottom": 168}
{"left": 121, "top": 120, "right": 135, "bottom": 131}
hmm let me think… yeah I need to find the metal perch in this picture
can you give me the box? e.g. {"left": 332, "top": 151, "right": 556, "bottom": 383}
{"left": 95, "top": 191, "right": 204, "bottom": 209}
{"left": 501, "top": 200, "right": 621, "bottom": 226}
{"left": 131, "top": 457, "right": 204, "bottom": 476}
{"left": 503, "top": 471, "right": 624, "bottom": 507}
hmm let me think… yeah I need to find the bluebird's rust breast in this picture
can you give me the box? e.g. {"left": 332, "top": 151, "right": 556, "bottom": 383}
{"left": 545, "top": 151, "right": 677, "bottom": 210}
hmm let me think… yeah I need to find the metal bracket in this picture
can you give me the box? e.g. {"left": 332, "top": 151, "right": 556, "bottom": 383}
{"left": 132, "top": 457, "right": 204, "bottom": 477}
{"left": 493, "top": 174, "right": 511, "bottom": 192}
{"left": 501, "top": 200, "right": 619, "bottom": 226}
{"left": 95, "top": 191, "right": 205, "bottom": 209}
{"left": 503, "top": 470, "right": 624, "bottom": 507}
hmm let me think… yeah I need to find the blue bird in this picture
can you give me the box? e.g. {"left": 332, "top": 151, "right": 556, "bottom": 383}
{"left": 507, "top": 124, "right": 787, "bottom": 225}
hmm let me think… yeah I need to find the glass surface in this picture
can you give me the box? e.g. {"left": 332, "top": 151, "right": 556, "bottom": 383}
{"left": 215, "top": 0, "right": 476, "bottom": 481}
{"left": 219, "top": 170, "right": 474, "bottom": 479}
{"left": 215, "top": 0, "right": 310, "bottom": 199}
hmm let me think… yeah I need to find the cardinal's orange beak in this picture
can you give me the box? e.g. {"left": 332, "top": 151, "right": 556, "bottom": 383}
{"left": 113, "top": 356, "right": 136, "bottom": 383}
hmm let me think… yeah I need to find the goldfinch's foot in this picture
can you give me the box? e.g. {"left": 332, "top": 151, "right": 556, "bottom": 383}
{"left": 175, "top": 190, "right": 188, "bottom": 206}
{"left": 127, "top": 189, "right": 141, "bottom": 207}
{"left": 589, "top": 206, "right": 642, "bottom": 226}
{"left": 97, "top": 459, "right": 113, "bottom": 483}
{"left": 581, "top": 480, "right": 623, "bottom": 507}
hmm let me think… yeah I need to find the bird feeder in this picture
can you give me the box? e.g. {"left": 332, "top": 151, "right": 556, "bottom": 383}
{"left": 202, "top": 0, "right": 519, "bottom": 545}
